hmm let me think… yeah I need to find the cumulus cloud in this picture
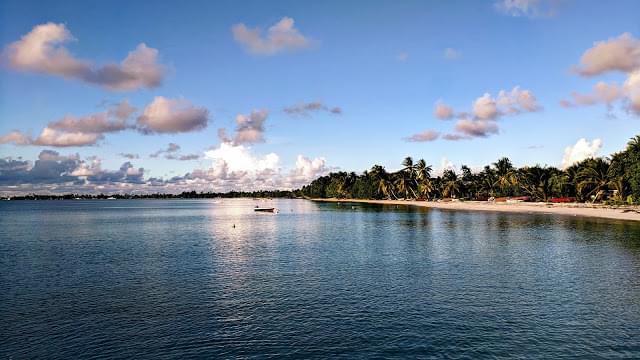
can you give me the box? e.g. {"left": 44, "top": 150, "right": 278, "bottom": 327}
{"left": 626, "top": 71, "right": 640, "bottom": 115}
{"left": 48, "top": 100, "right": 135, "bottom": 134}
{"left": 443, "top": 48, "right": 461, "bottom": 60}
{"left": 283, "top": 101, "right": 342, "bottom": 116}
{"left": 0, "top": 131, "right": 32, "bottom": 145}
{"left": 444, "top": 87, "right": 541, "bottom": 122}
{"left": 119, "top": 153, "right": 139, "bottom": 159}
{"left": 574, "top": 33, "right": 640, "bottom": 77}
{"left": 1, "top": 146, "right": 331, "bottom": 195}
{"left": 434, "top": 101, "right": 455, "bottom": 120}
{"left": 232, "top": 17, "right": 312, "bottom": 55}
{"left": 404, "top": 130, "right": 440, "bottom": 142}
{"left": 149, "top": 143, "right": 201, "bottom": 161}
{"left": 205, "top": 141, "right": 279, "bottom": 176}
{"left": 473, "top": 94, "right": 500, "bottom": 120}
{"left": 284, "top": 155, "right": 330, "bottom": 188}
{"left": 454, "top": 118, "right": 500, "bottom": 138}
{"left": 442, "top": 133, "right": 471, "bottom": 141}
{"left": 562, "top": 82, "right": 624, "bottom": 107}
{"left": 434, "top": 157, "right": 456, "bottom": 176}
{"left": 561, "top": 138, "right": 603, "bottom": 169}
{"left": 396, "top": 52, "right": 409, "bottom": 62}
{"left": 4, "top": 23, "right": 165, "bottom": 91}
{"left": 422, "top": 86, "right": 540, "bottom": 141}
{"left": 0, "top": 128, "right": 102, "bottom": 147}
{"left": 150, "top": 143, "right": 180, "bottom": 158}
{"left": 496, "top": 86, "right": 542, "bottom": 114}
{"left": 177, "top": 154, "right": 201, "bottom": 161}
{"left": 32, "top": 128, "right": 103, "bottom": 147}
{"left": 137, "top": 96, "right": 209, "bottom": 134}
{"left": 0, "top": 100, "right": 136, "bottom": 147}
{"left": 564, "top": 33, "right": 640, "bottom": 116}
{"left": 218, "top": 109, "right": 268, "bottom": 145}
{"left": 0, "top": 150, "right": 149, "bottom": 195}
{"left": 494, "top": 0, "right": 558, "bottom": 18}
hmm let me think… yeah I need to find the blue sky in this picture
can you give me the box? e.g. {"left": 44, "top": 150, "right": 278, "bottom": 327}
{"left": 1, "top": 0, "right": 639, "bottom": 193}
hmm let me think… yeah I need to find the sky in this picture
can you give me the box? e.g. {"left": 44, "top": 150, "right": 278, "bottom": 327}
{"left": 0, "top": 0, "right": 639, "bottom": 194}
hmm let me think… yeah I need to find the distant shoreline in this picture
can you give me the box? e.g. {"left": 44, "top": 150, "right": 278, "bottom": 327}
{"left": 311, "top": 198, "right": 640, "bottom": 222}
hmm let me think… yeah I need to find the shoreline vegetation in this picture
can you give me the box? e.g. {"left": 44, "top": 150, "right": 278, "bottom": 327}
{"left": 300, "top": 135, "right": 640, "bottom": 203}
{"left": 3, "top": 136, "right": 640, "bottom": 223}
{"left": 312, "top": 198, "right": 640, "bottom": 222}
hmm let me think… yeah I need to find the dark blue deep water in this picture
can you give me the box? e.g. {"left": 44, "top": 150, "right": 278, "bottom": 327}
{"left": 1, "top": 199, "right": 640, "bottom": 359}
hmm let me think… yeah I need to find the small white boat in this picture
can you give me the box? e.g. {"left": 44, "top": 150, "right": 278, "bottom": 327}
{"left": 254, "top": 207, "right": 278, "bottom": 213}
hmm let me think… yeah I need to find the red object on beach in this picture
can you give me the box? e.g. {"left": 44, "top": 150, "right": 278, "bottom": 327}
{"left": 510, "top": 196, "right": 530, "bottom": 201}
{"left": 550, "top": 197, "right": 576, "bottom": 203}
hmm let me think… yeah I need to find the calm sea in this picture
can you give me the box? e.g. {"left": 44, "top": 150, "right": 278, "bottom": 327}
{"left": 1, "top": 199, "right": 639, "bottom": 359}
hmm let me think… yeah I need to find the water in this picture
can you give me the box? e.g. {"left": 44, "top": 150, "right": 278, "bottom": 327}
{"left": 1, "top": 199, "right": 639, "bottom": 359}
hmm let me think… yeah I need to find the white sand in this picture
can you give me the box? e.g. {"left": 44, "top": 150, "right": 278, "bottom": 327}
{"left": 312, "top": 198, "right": 640, "bottom": 222}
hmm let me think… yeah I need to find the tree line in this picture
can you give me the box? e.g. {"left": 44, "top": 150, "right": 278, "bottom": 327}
{"left": 300, "top": 135, "right": 640, "bottom": 204}
{"left": 3, "top": 190, "right": 298, "bottom": 201}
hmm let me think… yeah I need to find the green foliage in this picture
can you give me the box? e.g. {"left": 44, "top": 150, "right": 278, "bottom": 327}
{"left": 300, "top": 135, "right": 640, "bottom": 204}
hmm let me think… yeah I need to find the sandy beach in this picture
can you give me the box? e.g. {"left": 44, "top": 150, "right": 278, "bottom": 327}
{"left": 312, "top": 198, "right": 640, "bottom": 222}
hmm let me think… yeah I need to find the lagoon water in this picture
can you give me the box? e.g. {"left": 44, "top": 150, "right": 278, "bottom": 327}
{"left": 1, "top": 199, "right": 640, "bottom": 358}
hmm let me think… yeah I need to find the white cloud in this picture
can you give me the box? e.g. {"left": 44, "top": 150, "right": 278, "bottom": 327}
{"left": 454, "top": 118, "right": 500, "bottom": 138}
{"left": 434, "top": 157, "right": 456, "bottom": 176}
{"left": 233, "top": 110, "right": 268, "bottom": 144}
{"left": 624, "top": 70, "right": 640, "bottom": 115}
{"left": 205, "top": 141, "right": 279, "bottom": 177}
{"left": 404, "top": 130, "right": 440, "bottom": 142}
{"left": 137, "top": 96, "right": 209, "bottom": 134}
{"left": 283, "top": 101, "right": 342, "bottom": 116}
{"left": 33, "top": 127, "right": 102, "bottom": 147}
{"left": 396, "top": 52, "right": 409, "bottom": 62}
{"left": 5, "top": 23, "right": 165, "bottom": 91}
{"left": 494, "top": 0, "right": 558, "bottom": 18}
{"left": 48, "top": 100, "right": 135, "bottom": 133}
{"left": 561, "top": 138, "right": 603, "bottom": 169}
{"left": 496, "top": 86, "right": 542, "bottom": 113}
{"left": 232, "top": 17, "right": 312, "bottom": 55}
{"left": 0, "top": 131, "right": 32, "bottom": 145}
{"left": 434, "top": 101, "right": 455, "bottom": 120}
{"left": 473, "top": 93, "right": 500, "bottom": 120}
{"left": 442, "top": 133, "right": 470, "bottom": 141}
{"left": 443, "top": 48, "right": 461, "bottom": 60}
{"left": 284, "top": 155, "right": 330, "bottom": 188}
{"left": 564, "top": 33, "right": 640, "bottom": 116}
{"left": 218, "top": 110, "right": 268, "bottom": 145}
{"left": 575, "top": 33, "right": 640, "bottom": 77}
{"left": 0, "top": 100, "right": 136, "bottom": 147}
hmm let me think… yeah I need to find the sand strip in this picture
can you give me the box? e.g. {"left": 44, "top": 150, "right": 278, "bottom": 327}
{"left": 311, "top": 198, "right": 640, "bottom": 222}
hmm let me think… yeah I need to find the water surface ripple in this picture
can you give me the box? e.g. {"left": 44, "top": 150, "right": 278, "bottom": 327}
{"left": 1, "top": 199, "right": 639, "bottom": 359}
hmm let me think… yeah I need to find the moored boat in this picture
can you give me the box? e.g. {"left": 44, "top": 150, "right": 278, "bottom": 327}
{"left": 254, "top": 207, "right": 278, "bottom": 213}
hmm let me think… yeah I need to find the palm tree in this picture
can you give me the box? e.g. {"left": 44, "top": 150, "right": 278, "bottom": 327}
{"left": 415, "top": 159, "right": 432, "bottom": 181}
{"left": 394, "top": 172, "right": 415, "bottom": 199}
{"left": 479, "top": 166, "right": 498, "bottom": 198}
{"left": 441, "top": 169, "right": 461, "bottom": 198}
{"left": 608, "top": 176, "right": 629, "bottom": 202}
{"left": 378, "top": 177, "right": 396, "bottom": 199}
{"left": 402, "top": 156, "right": 415, "bottom": 177}
{"left": 417, "top": 179, "right": 433, "bottom": 199}
{"left": 577, "top": 158, "right": 610, "bottom": 202}
{"left": 519, "top": 165, "right": 557, "bottom": 201}
{"left": 493, "top": 157, "right": 518, "bottom": 196}
{"left": 399, "top": 157, "right": 418, "bottom": 198}
{"left": 627, "top": 135, "right": 640, "bottom": 154}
